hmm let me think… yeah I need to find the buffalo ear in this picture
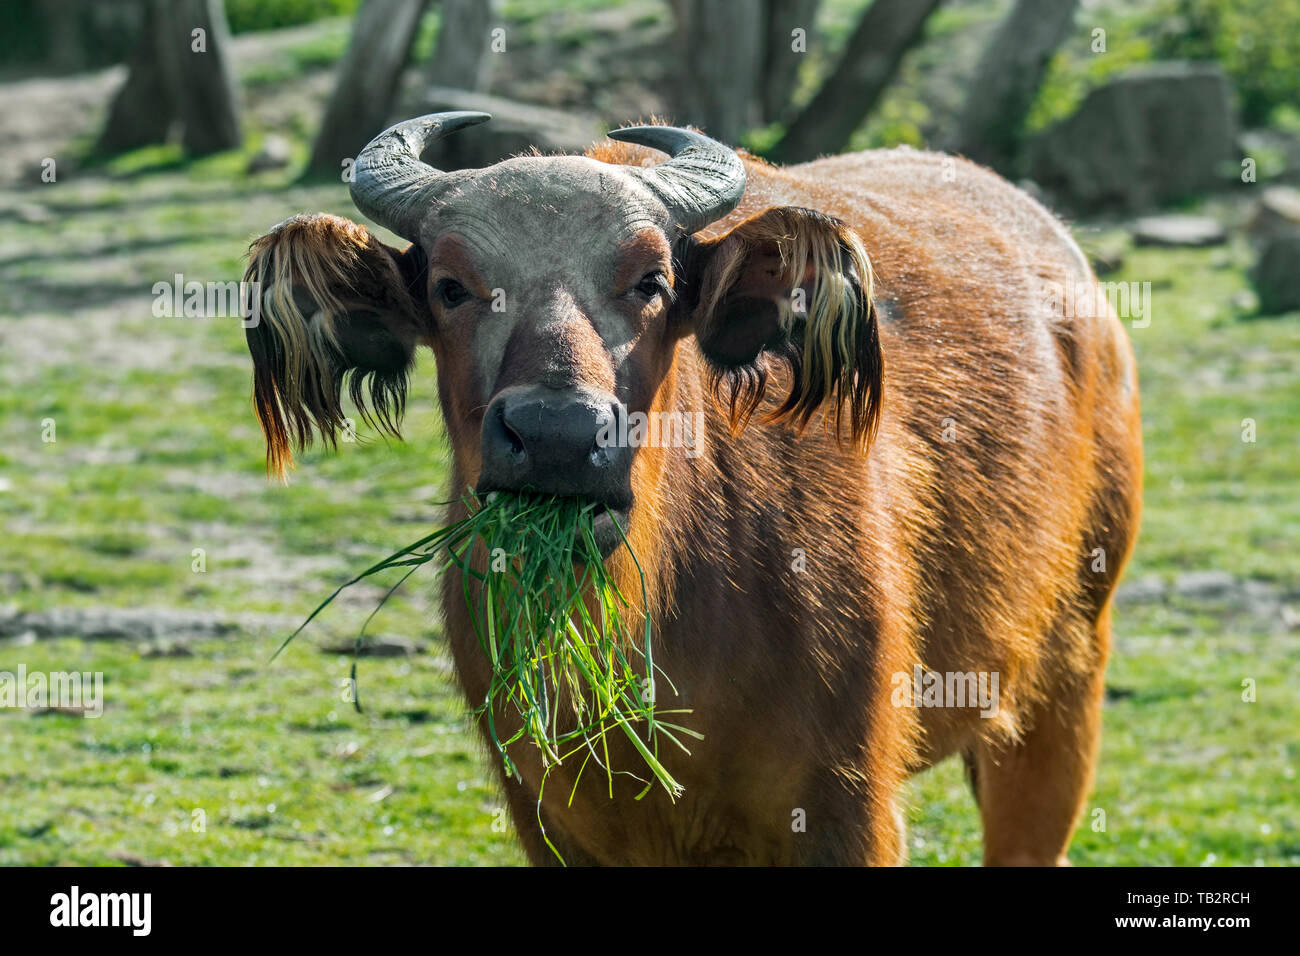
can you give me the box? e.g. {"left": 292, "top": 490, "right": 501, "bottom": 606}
{"left": 680, "top": 206, "right": 882, "bottom": 448}
{"left": 243, "top": 213, "right": 427, "bottom": 480}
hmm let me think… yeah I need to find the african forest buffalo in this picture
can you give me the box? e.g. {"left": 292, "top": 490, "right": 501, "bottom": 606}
{"left": 242, "top": 112, "right": 1143, "bottom": 865}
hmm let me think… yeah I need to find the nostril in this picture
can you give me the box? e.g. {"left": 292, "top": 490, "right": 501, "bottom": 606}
{"left": 589, "top": 404, "right": 618, "bottom": 469}
{"left": 503, "top": 421, "right": 526, "bottom": 461}
{"left": 496, "top": 405, "right": 527, "bottom": 462}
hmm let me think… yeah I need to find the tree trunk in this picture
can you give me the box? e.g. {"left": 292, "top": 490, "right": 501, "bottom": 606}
{"left": 164, "top": 0, "right": 243, "bottom": 155}
{"left": 98, "top": 0, "right": 170, "bottom": 154}
{"left": 767, "top": 0, "right": 944, "bottom": 165}
{"left": 44, "top": 0, "right": 84, "bottom": 73}
{"left": 953, "top": 0, "right": 1079, "bottom": 175}
{"left": 307, "top": 0, "right": 433, "bottom": 178}
{"left": 97, "top": 0, "right": 242, "bottom": 156}
{"left": 759, "top": 0, "right": 822, "bottom": 124}
{"left": 672, "top": 0, "right": 764, "bottom": 145}
{"left": 428, "top": 0, "right": 502, "bottom": 92}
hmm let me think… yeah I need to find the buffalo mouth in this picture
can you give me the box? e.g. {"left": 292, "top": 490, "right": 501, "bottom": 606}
{"left": 475, "top": 486, "right": 632, "bottom": 561}
{"left": 588, "top": 501, "right": 632, "bottom": 559}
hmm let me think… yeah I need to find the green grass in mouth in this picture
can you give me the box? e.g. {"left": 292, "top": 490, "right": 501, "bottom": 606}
{"left": 274, "top": 489, "right": 700, "bottom": 856}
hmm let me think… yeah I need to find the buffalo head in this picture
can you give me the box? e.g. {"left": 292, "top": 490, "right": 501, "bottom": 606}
{"left": 244, "top": 112, "right": 879, "bottom": 555}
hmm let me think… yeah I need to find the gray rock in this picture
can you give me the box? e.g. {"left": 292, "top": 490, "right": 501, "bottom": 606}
{"left": 317, "top": 634, "right": 427, "bottom": 657}
{"left": 246, "top": 134, "right": 293, "bottom": 173}
{"left": 1173, "top": 570, "right": 1238, "bottom": 601}
{"left": 13, "top": 203, "right": 52, "bottom": 224}
{"left": 1028, "top": 62, "right": 1238, "bottom": 214}
{"left": 1132, "top": 215, "right": 1227, "bottom": 248}
{"left": 1116, "top": 574, "right": 1167, "bottom": 605}
{"left": 1240, "top": 127, "right": 1300, "bottom": 183}
{"left": 0, "top": 605, "right": 291, "bottom": 642}
{"left": 1247, "top": 186, "right": 1300, "bottom": 242}
{"left": 1230, "top": 289, "right": 1259, "bottom": 313}
{"left": 1084, "top": 236, "right": 1129, "bottom": 276}
{"left": 138, "top": 641, "right": 196, "bottom": 658}
{"left": 414, "top": 87, "right": 604, "bottom": 168}
{"left": 1241, "top": 579, "right": 1282, "bottom": 620}
{"left": 1252, "top": 234, "right": 1300, "bottom": 314}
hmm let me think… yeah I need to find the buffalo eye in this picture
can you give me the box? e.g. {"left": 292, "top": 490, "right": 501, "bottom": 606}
{"left": 436, "top": 278, "right": 472, "bottom": 307}
{"left": 633, "top": 271, "right": 672, "bottom": 302}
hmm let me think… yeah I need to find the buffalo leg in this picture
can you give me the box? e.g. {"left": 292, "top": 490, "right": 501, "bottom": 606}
{"left": 972, "top": 613, "right": 1110, "bottom": 866}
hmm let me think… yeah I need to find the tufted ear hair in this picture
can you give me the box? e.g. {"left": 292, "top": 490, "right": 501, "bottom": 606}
{"left": 678, "top": 206, "right": 882, "bottom": 449}
{"left": 243, "top": 213, "right": 428, "bottom": 480}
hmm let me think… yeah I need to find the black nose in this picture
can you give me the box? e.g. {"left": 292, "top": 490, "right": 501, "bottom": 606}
{"left": 479, "top": 386, "right": 633, "bottom": 504}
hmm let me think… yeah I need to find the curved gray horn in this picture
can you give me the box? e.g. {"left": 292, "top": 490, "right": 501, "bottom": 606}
{"left": 350, "top": 111, "right": 490, "bottom": 242}
{"left": 606, "top": 125, "right": 746, "bottom": 235}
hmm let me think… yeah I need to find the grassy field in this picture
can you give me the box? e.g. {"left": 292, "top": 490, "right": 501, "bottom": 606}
{"left": 1, "top": 0, "right": 1297, "bottom": 865}
{"left": 1, "top": 143, "right": 1296, "bottom": 866}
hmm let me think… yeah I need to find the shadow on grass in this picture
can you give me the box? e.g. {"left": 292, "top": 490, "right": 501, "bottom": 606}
{"left": 0, "top": 231, "right": 238, "bottom": 270}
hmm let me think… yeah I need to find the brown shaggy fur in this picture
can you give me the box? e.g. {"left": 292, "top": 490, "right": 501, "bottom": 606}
{"left": 244, "top": 214, "right": 423, "bottom": 481}
{"left": 242, "top": 138, "right": 1142, "bottom": 866}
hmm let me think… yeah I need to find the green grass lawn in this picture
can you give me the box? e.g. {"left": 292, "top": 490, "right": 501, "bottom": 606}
{"left": 1, "top": 126, "right": 1297, "bottom": 865}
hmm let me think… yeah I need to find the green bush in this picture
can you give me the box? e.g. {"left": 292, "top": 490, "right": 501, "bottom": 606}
{"left": 224, "top": 0, "right": 360, "bottom": 34}
{"left": 1155, "top": 0, "right": 1300, "bottom": 127}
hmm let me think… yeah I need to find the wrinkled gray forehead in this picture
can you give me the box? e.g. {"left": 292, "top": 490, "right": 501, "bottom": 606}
{"left": 415, "top": 156, "right": 671, "bottom": 249}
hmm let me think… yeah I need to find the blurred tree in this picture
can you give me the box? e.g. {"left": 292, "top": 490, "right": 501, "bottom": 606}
{"left": 98, "top": 0, "right": 243, "bottom": 156}
{"left": 672, "top": 0, "right": 764, "bottom": 145}
{"left": 307, "top": 0, "right": 433, "bottom": 177}
{"left": 768, "top": 0, "right": 944, "bottom": 164}
{"left": 98, "top": 1, "right": 168, "bottom": 154}
{"left": 427, "top": 0, "right": 502, "bottom": 92}
{"left": 44, "top": 0, "right": 87, "bottom": 73}
{"left": 672, "top": 0, "right": 825, "bottom": 143}
{"left": 760, "top": 0, "right": 823, "bottom": 125}
{"left": 953, "top": 0, "right": 1079, "bottom": 175}
{"left": 1, "top": 0, "right": 143, "bottom": 73}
